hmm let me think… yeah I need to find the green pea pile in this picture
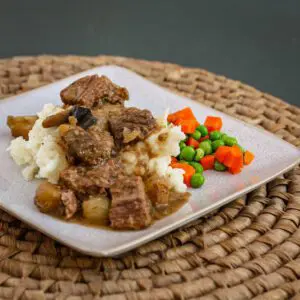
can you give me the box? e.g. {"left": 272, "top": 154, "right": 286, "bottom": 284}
{"left": 177, "top": 124, "right": 244, "bottom": 189}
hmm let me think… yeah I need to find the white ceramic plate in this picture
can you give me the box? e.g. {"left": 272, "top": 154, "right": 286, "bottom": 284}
{"left": 0, "top": 66, "right": 299, "bottom": 257}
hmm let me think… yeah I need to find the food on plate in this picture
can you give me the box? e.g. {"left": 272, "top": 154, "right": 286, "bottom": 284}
{"left": 168, "top": 107, "right": 254, "bottom": 187}
{"left": 7, "top": 76, "right": 254, "bottom": 230}
{"left": 7, "top": 75, "right": 189, "bottom": 230}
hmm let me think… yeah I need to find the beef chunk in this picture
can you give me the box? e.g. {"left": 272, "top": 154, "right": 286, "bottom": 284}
{"left": 109, "top": 107, "right": 157, "bottom": 147}
{"left": 62, "top": 126, "right": 114, "bottom": 165}
{"left": 91, "top": 104, "right": 124, "bottom": 131}
{"left": 145, "top": 176, "right": 170, "bottom": 209}
{"left": 60, "top": 75, "right": 129, "bottom": 108}
{"left": 109, "top": 176, "right": 152, "bottom": 230}
{"left": 61, "top": 189, "right": 78, "bottom": 219}
{"left": 60, "top": 160, "right": 121, "bottom": 195}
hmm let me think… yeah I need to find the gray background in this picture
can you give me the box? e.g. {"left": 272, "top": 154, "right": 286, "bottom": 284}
{"left": 1, "top": 0, "right": 299, "bottom": 106}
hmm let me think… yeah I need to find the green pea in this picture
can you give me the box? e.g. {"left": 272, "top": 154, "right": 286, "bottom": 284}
{"left": 197, "top": 125, "right": 208, "bottom": 137}
{"left": 221, "top": 133, "right": 228, "bottom": 141}
{"left": 179, "top": 141, "right": 186, "bottom": 150}
{"left": 189, "top": 162, "right": 204, "bottom": 173}
{"left": 211, "top": 140, "right": 225, "bottom": 152}
{"left": 190, "top": 173, "right": 205, "bottom": 188}
{"left": 180, "top": 146, "right": 195, "bottom": 161}
{"left": 214, "top": 160, "right": 227, "bottom": 171}
{"left": 191, "top": 130, "right": 201, "bottom": 140}
{"left": 199, "top": 141, "right": 212, "bottom": 155}
{"left": 179, "top": 160, "right": 189, "bottom": 164}
{"left": 194, "top": 148, "right": 205, "bottom": 161}
{"left": 206, "top": 139, "right": 212, "bottom": 145}
{"left": 237, "top": 144, "right": 245, "bottom": 153}
{"left": 224, "top": 136, "right": 238, "bottom": 146}
{"left": 210, "top": 131, "right": 221, "bottom": 141}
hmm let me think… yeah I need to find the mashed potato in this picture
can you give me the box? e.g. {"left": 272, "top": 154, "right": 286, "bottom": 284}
{"left": 9, "top": 104, "right": 186, "bottom": 192}
{"left": 122, "top": 112, "right": 187, "bottom": 193}
{"left": 8, "top": 104, "right": 68, "bottom": 183}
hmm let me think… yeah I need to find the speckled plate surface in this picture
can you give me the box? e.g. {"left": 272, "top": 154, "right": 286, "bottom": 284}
{"left": 0, "top": 66, "right": 299, "bottom": 257}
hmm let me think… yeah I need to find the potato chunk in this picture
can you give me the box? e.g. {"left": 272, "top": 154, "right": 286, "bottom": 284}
{"left": 35, "top": 181, "right": 61, "bottom": 213}
{"left": 82, "top": 195, "right": 110, "bottom": 224}
{"left": 7, "top": 115, "right": 38, "bottom": 140}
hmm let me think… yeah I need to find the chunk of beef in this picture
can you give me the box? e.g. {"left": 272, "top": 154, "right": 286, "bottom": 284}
{"left": 62, "top": 126, "right": 114, "bottom": 165}
{"left": 91, "top": 104, "right": 124, "bottom": 131}
{"left": 60, "top": 75, "right": 129, "bottom": 108}
{"left": 60, "top": 160, "right": 121, "bottom": 195}
{"left": 145, "top": 176, "right": 170, "bottom": 209}
{"left": 61, "top": 189, "right": 78, "bottom": 219}
{"left": 109, "top": 107, "right": 157, "bottom": 147}
{"left": 109, "top": 176, "right": 152, "bottom": 230}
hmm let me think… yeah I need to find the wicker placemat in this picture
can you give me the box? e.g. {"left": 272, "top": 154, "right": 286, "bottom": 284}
{"left": 0, "top": 55, "right": 299, "bottom": 300}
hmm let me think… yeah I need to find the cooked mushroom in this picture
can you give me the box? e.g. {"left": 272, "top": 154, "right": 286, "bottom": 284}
{"left": 71, "top": 106, "right": 97, "bottom": 130}
{"left": 42, "top": 106, "right": 97, "bottom": 130}
{"left": 42, "top": 110, "right": 71, "bottom": 128}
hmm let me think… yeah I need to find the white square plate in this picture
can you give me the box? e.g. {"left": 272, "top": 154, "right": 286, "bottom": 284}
{"left": 0, "top": 66, "right": 299, "bottom": 257}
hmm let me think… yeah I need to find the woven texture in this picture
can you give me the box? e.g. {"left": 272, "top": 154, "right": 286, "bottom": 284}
{"left": 0, "top": 55, "right": 300, "bottom": 300}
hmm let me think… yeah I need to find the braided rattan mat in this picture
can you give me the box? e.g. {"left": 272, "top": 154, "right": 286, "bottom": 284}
{"left": 0, "top": 55, "right": 300, "bottom": 300}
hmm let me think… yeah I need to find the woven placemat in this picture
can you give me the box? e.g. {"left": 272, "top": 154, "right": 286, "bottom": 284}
{"left": 0, "top": 55, "right": 300, "bottom": 300}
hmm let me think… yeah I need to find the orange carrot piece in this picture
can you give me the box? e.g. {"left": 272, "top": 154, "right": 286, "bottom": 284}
{"left": 167, "top": 114, "right": 177, "bottom": 123}
{"left": 200, "top": 155, "right": 215, "bottom": 170}
{"left": 223, "top": 146, "right": 243, "bottom": 169}
{"left": 244, "top": 150, "right": 255, "bottom": 165}
{"left": 229, "top": 166, "right": 242, "bottom": 174}
{"left": 167, "top": 107, "right": 197, "bottom": 124}
{"left": 186, "top": 137, "right": 199, "bottom": 148}
{"left": 171, "top": 162, "right": 195, "bottom": 186}
{"left": 215, "top": 146, "right": 231, "bottom": 163}
{"left": 176, "top": 119, "right": 199, "bottom": 134}
{"left": 204, "top": 116, "right": 223, "bottom": 132}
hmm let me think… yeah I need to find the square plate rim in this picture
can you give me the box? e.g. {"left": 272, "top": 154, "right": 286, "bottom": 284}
{"left": 0, "top": 65, "right": 299, "bottom": 257}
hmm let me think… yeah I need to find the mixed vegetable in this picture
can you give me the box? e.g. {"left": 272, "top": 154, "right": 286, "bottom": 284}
{"left": 168, "top": 107, "right": 255, "bottom": 189}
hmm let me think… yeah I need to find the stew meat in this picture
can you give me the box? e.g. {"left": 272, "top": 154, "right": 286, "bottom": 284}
{"left": 61, "top": 189, "right": 78, "bottom": 219}
{"left": 60, "top": 160, "right": 121, "bottom": 195}
{"left": 60, "top": 75, "right": 129, "bottom": 107}
{"left": 27, "top": 75, "right": 190, "bottom": 230}
{"left": 109, "top": 176, "right": 152, "bottom": 229}
{"left": 61, "top": 126, "right": 115, "bottom": 165}
{"left": 109, "top": 107, "right": 157, "bottom": 147}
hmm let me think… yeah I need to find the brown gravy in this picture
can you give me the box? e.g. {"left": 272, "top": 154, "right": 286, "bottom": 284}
{"left": 51, "top": 191, "right": 190, "bottom": 230}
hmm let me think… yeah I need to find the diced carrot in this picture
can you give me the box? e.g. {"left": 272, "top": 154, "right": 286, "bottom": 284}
{"left": 176, "top": 119, "right": 199, "bottom": 134}
{"left": 171, "top": 162, "right": 195, "bottom": 186}
{"left": 171, "top": 156, "right": 178, "bottom": 164}
{"left": 204, "top": 116, "right": 223, "bottom": 132}
{"left": 244, "top": 150, "right": 255, "bottom": 165}
{"left": 223, "top": 146, "right": 243, "bottom": 169}
{"left": 199, "top": 135, "right": 209, "bottom": 142}
{"left": 229, "top": 166, "right": 242, "bottom": 174}
{"left": 167, "top": 114, "right": 177, "bottom": 123}
{"left": 186, "top": 137, "right": 199, "bottom": 148}
{"left": 215, "top": 146, "right": 232, "bottom": 163}
{"left": 200, "top": 155, "right": 215, "bottom": 170}
{"left": 167, "top": 107, "right": 197, "bottom": 124}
